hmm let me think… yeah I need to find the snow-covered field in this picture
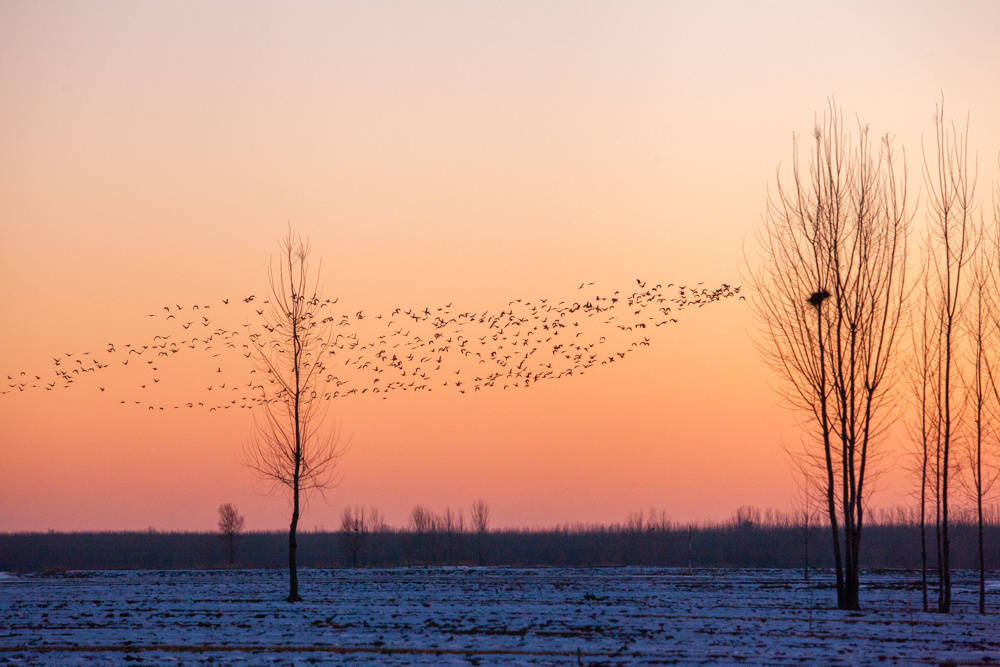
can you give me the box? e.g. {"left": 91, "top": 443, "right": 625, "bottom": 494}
{"left": 1, "top": 567, "right": 997, "bottom": 664}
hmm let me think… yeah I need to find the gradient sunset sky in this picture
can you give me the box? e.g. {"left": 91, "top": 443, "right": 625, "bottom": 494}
{"left": 2, "top": 1, "right": 1000, "bottom": 531}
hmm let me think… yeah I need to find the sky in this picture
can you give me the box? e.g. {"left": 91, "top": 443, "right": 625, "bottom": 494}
{"left": 2, "top": 1, "right": 1000, "bottom": 532}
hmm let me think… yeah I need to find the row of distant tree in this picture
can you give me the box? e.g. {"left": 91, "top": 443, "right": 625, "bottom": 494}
{"left": 342, "top": 501, "right": 491, "bottom": 566}
{"left": 4, "top": 503, "right": 996, "bottom": 573}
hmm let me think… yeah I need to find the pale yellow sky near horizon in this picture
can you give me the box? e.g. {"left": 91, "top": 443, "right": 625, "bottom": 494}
{"left": 2, "top": 1, "right": 999, "bottom": 531}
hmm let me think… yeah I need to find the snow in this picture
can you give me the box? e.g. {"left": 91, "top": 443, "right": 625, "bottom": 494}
{"left": 0, "top": 567, "right": 997, "bottom": 664}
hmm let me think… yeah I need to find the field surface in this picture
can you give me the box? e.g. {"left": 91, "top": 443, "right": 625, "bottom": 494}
{"left": 1, "top": 567, "right": 998, "bottom": 665}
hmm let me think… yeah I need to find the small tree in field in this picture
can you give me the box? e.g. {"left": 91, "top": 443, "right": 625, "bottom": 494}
{"left": 471, "top": 499, "right": 490, "bottom": 566}
{"left": 367, "top": 506, "right": 387, "bottom": 532}
{"left": 341, "top": 505, "right": 368, "bottom": 568}
{"left": 410, "top": 504, "right": 439, "bottom": 564}
{"left": 218, "top": 503, "right": 245, "bottom": 566}
{"left": 243, "top": 229, "right": 346, "bottom": 602}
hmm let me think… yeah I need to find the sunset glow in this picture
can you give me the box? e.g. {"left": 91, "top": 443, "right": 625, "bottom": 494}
{"left": 3, "top": 1, "right": 1000, "bottom": 532}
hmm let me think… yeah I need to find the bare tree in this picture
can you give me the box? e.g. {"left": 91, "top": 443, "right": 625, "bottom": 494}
{"left": 965, "top": 245, "right": 996, "bottom": 615}
{"left": 341, "top": 505, "right": 368, "bottom": 568}
{"left": 921, "top": 101, "right": 977, "bottom": 613}
{"left": 751, "top": 103, "right": 909, "bottom": 610}
{"left": 471, "top": 499, "right": 490, "bottom": 566}
{"left": 441, "top": 507, "right": 463, "bottom": 564}
{"left": 217, "top": 503, "right": 245, "bottom": 566}
{"left": 410, "top": 504, "right": 437, "bottom": 533}
{"left": 731, "top": 505, "right": 761, "bottom": 528}
{"left": 409, "top": 504, "right": 439, "bottom": 564}
{"left": 910, "top": 262, "right": 942, "bottom": 612}
{"left": 971, "top": 177, "right": 1000, "bottom": 615}
{"left": 471, "top": 499, "right": 490, "bottom": 532}
{"left": 789, "top": 455, "right": 817, "bottom": 582}
{"left": 624, "top": 511, "right": 645, "bottom": 533}
{"left": 368, "top": 506, "right": 387, "bottom": 533}
{"left": 243, "top": 229, "right": 346, "bottom": 602}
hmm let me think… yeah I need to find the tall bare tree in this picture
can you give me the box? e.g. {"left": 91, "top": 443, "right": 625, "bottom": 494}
{"left": 751, "top": 103, "right": 909, "bottom": 610}
{"left": 921, "top": 101, "right": 977, "bottom": 613}
{"left": 217, "top": 503, "right": 245, "bottom": 566}
{"left": 243, "top": 229, "right": 345, "bottom": 602}
{"left": 972, "top": 175, "right": 1000, "bottom": 615}
{"left": 910, "top": 262, "right": 942, "bottom": 612}
{"left": 965, "top": 243, "right": 995, "bottom": 615}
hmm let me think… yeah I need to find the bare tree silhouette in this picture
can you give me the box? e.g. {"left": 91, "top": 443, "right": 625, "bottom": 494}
{"left": 965, "top": 181, "right": 1000, "bottom": 616}
{"left": 471, "top": 499, "right": 490, "bottom": 566}
{"left": 788, "top": 454, "right": 818, "bottom": 582}
{"left": 910, "top": 262, "right": 942, "bottom": 613}
{"left": 442, "top": 507, "right": 462, "bottom": 563}
{"left": 367, "top": 506, "right": 387, "bottom": 533}
{"left": 410, "top": 505, "right": 437, "bottom": 533}
{"left": 981, "top": 155, "right": 1000, "bottom": 615}
{"left": 921, "top": 100, "right": 977, "bottom": 613}
{"left": 217, "top": 503, "right": 245, "bottom": 566}
{"left": 340, "top": 505, "right": 368, "bottom": 568}
{"left": 243, "top": 229, "right": 346, "bottom": 602}
{"left": 409, "top": 504, "right": 438, "bottom": 564}
{"left": 751, "top": 103, "right": 909, "bottom": 609}
{"left": 964, "top": 245, "right": 997, "bottom": 615}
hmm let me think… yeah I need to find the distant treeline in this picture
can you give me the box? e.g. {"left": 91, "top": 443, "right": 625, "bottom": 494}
{"left": 3, "top": 515, "right": 998, "bottom": 572}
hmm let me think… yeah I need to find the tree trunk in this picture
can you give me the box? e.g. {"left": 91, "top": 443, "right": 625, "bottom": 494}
{"left": 935, "top": 460, "right": 943, "bottom": 613}
{"left": 803, "top": 512, "right": 809, "bottom": 582}
{"left": 941, "top": 438, "right": 951, "bottom": 613}
{"left": 287, "top": 489, "right": 301, "bottom": 602}
{"left": 686, "top": 526, "right": 693, "bottom": 574}
{"left": 940, "top": 285, "right": 954, "bottom": 613}
{"left": 978, "top": 484, "right": 985, "bottom": 614}
{"left": 817, "top": 304, "right": 845, "bottom": 609}
{"left": 287, "top": 307, "right": 303, "bottom": 603}
{"left": 845, "top": 521, "right": 855, "bottom": 611}
{"left": 845, "top": 518, "right": 861, "bottom": 611}
{"left": 920, "top": 448, "right": 928, "bottom": 612}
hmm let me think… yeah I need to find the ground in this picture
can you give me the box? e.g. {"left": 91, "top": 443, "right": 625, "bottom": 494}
{"left": 1, "top": 567, "right": 998, "bottom": 664}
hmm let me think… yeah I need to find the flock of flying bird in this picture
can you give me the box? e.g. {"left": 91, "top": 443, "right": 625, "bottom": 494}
{"left": 3, "top": 280, "right": 741, "bottom": 413}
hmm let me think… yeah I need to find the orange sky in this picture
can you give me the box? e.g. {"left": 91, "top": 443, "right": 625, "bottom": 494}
{"left": 2, "top": 1, "right": 1000, "bottom": 531}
